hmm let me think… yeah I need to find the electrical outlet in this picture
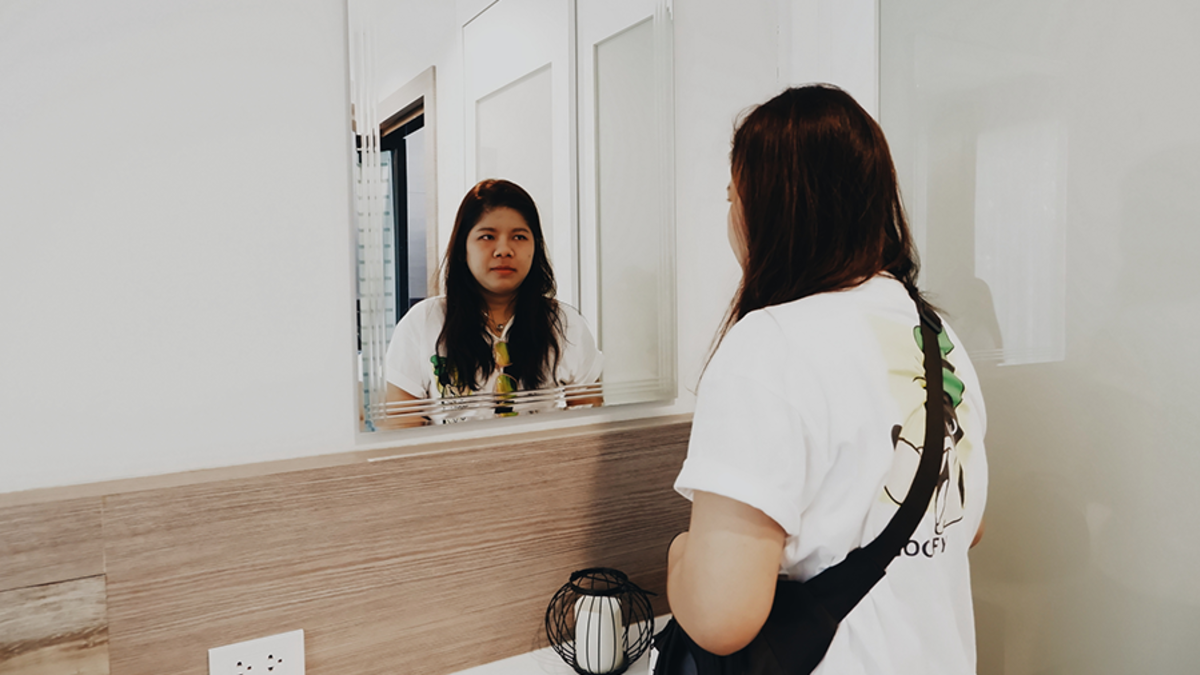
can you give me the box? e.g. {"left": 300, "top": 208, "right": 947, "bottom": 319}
{"left": 208, "top": 629, "right": 305, "bottom": 675}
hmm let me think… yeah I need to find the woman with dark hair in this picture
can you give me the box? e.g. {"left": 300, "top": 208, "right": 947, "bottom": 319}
{"left": 383, "top": 179, "right": 602, "bottom": 426}
{"left": 664, "top": 85, "right": 987, "bottom": 673}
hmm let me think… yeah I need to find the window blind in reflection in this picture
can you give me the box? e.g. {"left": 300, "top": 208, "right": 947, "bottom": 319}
{"left": 351, "top": 6, "right": 389, "bottom": 430}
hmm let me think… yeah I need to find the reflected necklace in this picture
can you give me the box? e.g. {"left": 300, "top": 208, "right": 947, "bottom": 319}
{"left": 489, "top": 311, "right": 511, "bottom": 335}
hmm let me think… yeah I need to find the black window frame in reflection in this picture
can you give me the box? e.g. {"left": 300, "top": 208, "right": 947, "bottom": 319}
{"left": 380, "top": 113, "right": 426, "bottom": 324}
{"left": 354, "top": 111, "right": 426, "bottom": 353}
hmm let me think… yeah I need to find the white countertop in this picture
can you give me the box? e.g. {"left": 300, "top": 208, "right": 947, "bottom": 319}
{"left": 449, "top": 616, "right": 669, "bottom": 675}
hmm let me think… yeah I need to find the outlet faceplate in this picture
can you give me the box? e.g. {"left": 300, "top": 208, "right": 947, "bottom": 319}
{"left": 208, "top": 629, "right": 305, "bottom": 675}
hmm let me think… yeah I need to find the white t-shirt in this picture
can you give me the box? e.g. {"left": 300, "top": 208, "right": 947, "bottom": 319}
{"left": 674, "top": 275, "right": 988, "bottom": 675}
{"left": 385, "top": 296, "right": 603, "bottom": 423}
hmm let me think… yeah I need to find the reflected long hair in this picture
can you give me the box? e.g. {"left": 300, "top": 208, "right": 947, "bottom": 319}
{"left": 716, "top": 84, "right": 927, "bottom": 346}
{"left": 439, "top": 179, "right": 562, "bottom": 391}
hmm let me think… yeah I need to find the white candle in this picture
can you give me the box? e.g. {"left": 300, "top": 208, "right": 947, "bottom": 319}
{"left": 574, "top": 595, "right": 625, "bottom": 674}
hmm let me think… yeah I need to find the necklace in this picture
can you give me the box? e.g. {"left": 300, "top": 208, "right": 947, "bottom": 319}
{"left": 489, "top": 306, "right": 513, "bottom": 335}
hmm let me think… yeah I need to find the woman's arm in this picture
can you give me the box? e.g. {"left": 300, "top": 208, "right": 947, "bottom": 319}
{"left": 373, "top": 383, "right": 427, "bottom": 429}
{"left": 565, "top": 379, "right": 603, "bottom": 409}
{"left": 667, "top": 490, "right": 787, "bottom": 656}
{"left": 558, "top": 303, "right": 603, "bottom": 408}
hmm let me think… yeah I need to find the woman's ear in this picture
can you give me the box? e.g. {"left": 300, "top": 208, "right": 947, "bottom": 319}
{"left": 727, "top": 184, "right": 749, "bottom": 269}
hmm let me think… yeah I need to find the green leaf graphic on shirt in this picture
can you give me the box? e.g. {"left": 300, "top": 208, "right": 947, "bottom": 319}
{"left": 913, "top": 326, "right": 965, "bottom": 409}
{"left": 431, "top": 354, "right": 470, "bottom": 397}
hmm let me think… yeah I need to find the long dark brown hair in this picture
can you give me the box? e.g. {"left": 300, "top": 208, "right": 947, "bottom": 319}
{"left": 716, "top": 84, "right": 926, "bottom": 346}
{"left": 439, "top": 179, "right": 562, "bottom": 391}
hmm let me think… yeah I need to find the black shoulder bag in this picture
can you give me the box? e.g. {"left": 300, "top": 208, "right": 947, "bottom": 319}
{"left": 652, "top": 300, "right": 946, "bottom": 675}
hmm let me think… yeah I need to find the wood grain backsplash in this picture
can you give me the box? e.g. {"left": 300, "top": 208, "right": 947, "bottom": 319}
{"left": 0, "top": 576, "right": 109, "bottom": 675}
{"left": 0, "top": 498, "right": 104, "bottom": 593}
{"left": 0, "top": 418, "right": 691, "bottom": 675}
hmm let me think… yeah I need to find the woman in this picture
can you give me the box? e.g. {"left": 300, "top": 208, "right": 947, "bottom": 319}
{"left": 665, "top": 86, "right": 988, "bottom": 673}
{"left": 383, "top": 179, "right": 602, "bottom": 426}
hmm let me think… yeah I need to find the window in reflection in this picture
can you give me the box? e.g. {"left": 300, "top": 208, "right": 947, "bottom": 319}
{"left": 380, "top": 112, "right": 430, "bottom": 323}
{"left": 355, "top": 112, "right": 430, "bottom": 375}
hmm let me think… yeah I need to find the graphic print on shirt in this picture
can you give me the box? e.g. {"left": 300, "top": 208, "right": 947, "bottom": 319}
{"left": 431, "top": 343, "right": 519, "bottom": 417}
{"left": 881, "top": 325, "right": 969, "bottom": 535}
{"left": 431, "top": 354, "right": 472, "bottom": 398}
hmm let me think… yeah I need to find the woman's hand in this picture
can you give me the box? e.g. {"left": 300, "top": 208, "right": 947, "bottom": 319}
{"left": 666, "top": 491, "right": 786, "bottom": 656}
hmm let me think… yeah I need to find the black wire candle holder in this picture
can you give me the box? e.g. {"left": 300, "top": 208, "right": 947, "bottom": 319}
{"left": 545, "top": 568, "right": 656, "bottom": 675}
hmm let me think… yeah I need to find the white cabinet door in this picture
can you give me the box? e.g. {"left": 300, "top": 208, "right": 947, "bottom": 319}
{"left": 577, "top": 0, "right": 673, "bottom": 402}
{"left": 463, "top": 0, "right": 576, "bottom": 304}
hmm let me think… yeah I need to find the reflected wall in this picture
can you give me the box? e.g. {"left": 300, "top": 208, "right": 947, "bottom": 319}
{"left": 881, "top": 1, "right": 1200, "bottom": 672}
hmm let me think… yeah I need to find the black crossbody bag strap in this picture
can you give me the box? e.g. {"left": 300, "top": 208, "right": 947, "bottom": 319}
{"left": 799, "top": 299, "right": 946, "bottom": 620}
{"left": 863, "top": 302, "right": 946, "bottom": 566}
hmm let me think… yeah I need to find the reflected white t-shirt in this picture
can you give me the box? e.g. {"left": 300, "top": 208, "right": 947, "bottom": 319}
{"left": 674, "top": 275, "right": 988, "bottom": 675}
{"left": 385, "top": 296, "right": 603, "bottom": 423}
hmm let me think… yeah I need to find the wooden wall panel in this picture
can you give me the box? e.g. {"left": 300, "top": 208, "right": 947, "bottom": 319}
{"left": 0, "top": 498, "right": 104, "bottom": 593}
{"left": 0, "top": 575, "right": 109, "bottom": 675}
{"left": 101, "top": 420, "right": 691, "bottom": 675}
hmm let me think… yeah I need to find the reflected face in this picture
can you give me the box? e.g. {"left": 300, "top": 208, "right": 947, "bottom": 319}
{"left": 727, "top": 181, "right": 748, "bottom": 268}
{"left": 465, "top": 207, "right": 535, "bottom": 299}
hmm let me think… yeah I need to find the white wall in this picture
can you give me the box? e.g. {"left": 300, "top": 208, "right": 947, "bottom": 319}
{"left": 0, "top": 0, "right": 872, "bottom": 494}
{"left": 0, "top": 0, "right": 357, "bottom": 493}
{"left": 880, "top": 1, "right": 1200, "bottom": 672}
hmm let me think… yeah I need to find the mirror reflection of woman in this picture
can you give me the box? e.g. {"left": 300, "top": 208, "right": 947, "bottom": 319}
{"left": 382, "top": 179, "right": 602, "bottom": 427}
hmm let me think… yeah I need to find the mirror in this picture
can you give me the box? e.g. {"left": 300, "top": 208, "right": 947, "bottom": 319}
{"left": 349, "top": 0, "right": 676, "bottom": 430}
